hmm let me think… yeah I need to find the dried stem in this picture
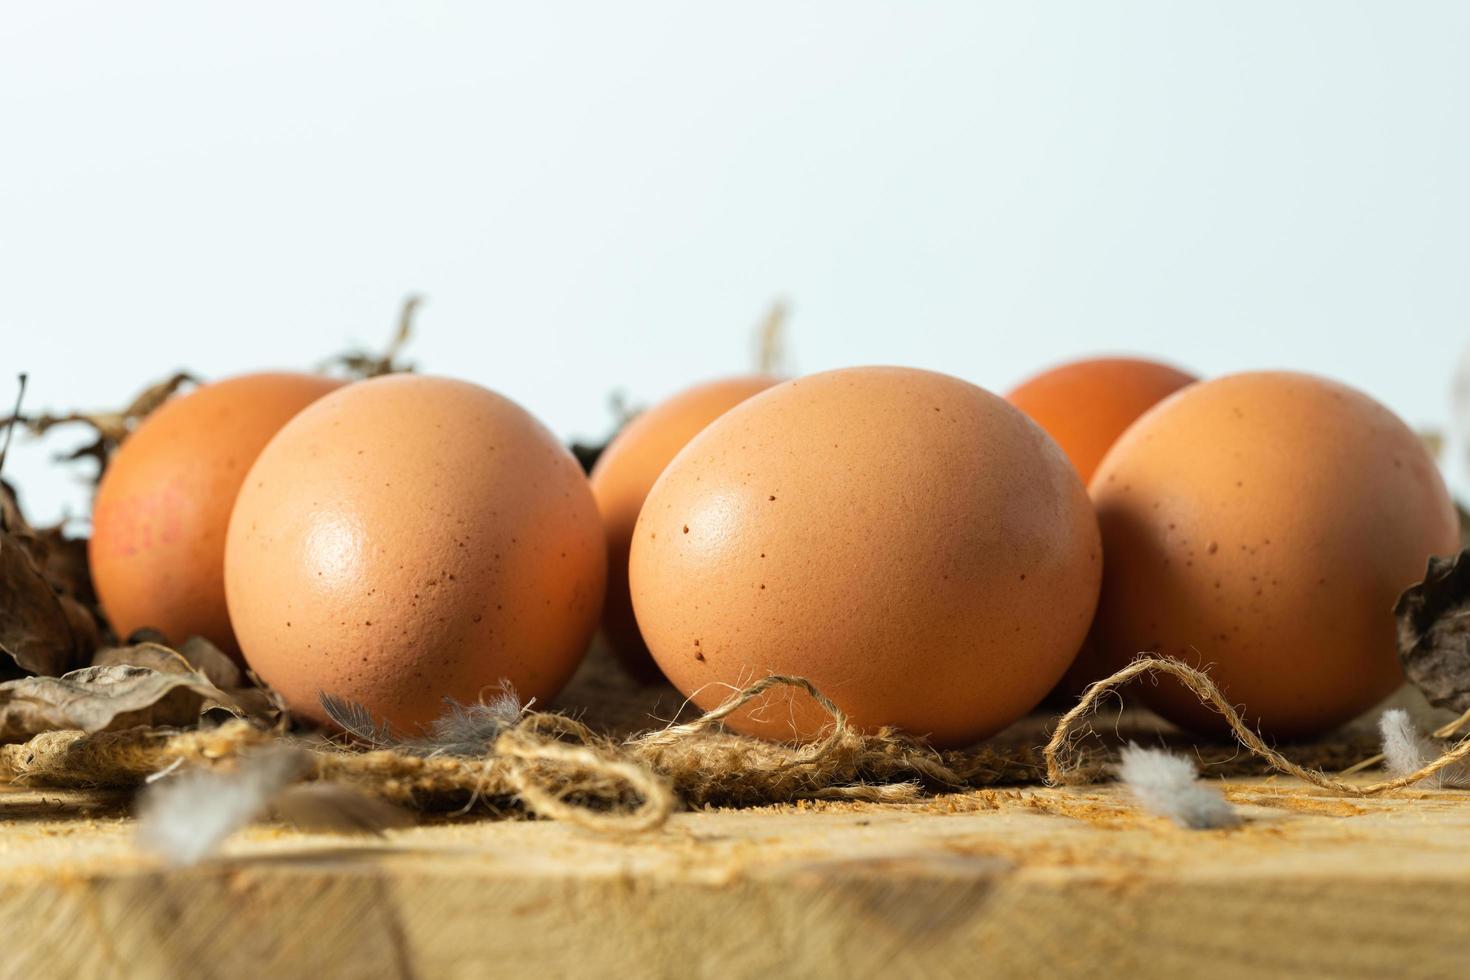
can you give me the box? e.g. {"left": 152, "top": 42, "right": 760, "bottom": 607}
{"left": 754, "top": 298, "right": 789, "bottom": 375}
{"left": 321, "top": 295, "right": 423, "bottom": 379}
{"left": 0, "top": 374, "right": 26, "bottom": 478}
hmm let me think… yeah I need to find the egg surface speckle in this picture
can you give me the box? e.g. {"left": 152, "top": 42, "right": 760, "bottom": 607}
{"left": 1090, "top": 371, "right": 1459, "bottom": 737}
{"left": 589, "top": 375, "right": 778, "bottom": 680}
{"left": 629, "top": 366, "right": 1102, "bottom": 746}
{"left": 225, "top": 375, "right": 606, "bottom": 729}
{"left": 89, "top": 372, "right": 345, "bottom": 657}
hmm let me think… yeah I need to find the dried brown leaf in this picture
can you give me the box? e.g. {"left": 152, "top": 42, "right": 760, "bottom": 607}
{"left": 91, "top": 642, "right": 189, "bottom": 675}
{"left": 0, "top": 481, "right": 29, "bottom": 537}
{"left": 29, "top": 527, "right": 97, "bottom": 608}
{"left": 92, "top": 637, "right": 242, "bottom": 691}
{"left": 0, "top": 664, "right": 237, "bottom": 742}
{"left": 0, "top": 371, "right": 196, "bottom": 480}
{"left": 203, "top": 686, "right": 284, "bottom": 726}
{"left": 0, "top": 529, "right": 83, "bottom": 677}
{"left": 91, "top": 639, "right": 284, "bottom": 729}
{"left": 176, "top": 636, "right": 244, "bottom": 689}
{"left": 1395, "top": 550, "right": 1470, "bottom": 714}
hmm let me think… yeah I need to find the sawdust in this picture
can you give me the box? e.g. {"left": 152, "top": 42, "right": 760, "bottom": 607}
{"left": 1226, "top": 792, "right": 1369, "bottom": 817}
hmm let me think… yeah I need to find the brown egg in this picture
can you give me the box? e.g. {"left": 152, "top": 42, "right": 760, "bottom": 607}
{"left": 589, "top": 375, "right": 779, "bottom": 680}
{"left": 1090, "top": 371, "right": 1459, "bottom": 738}
{"left": 89, "top": 372, "right": 345, "bottom": 657}
{"left": 629, "top": 366, "right": 1102, "bottom": 746}
{"left": 225, "top": 375, "right": 606, "bottom": 730}
{"left": 1006, "top": 357, "right": 1196, "bottom": 483}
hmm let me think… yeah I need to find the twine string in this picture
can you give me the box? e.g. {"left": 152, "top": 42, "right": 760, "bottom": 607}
{"left": 1045, "top": 656, "right": 1470, "bottom": 795}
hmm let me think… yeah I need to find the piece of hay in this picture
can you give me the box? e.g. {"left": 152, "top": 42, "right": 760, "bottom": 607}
{"left": 1115, "top": 744, "right": 1240, "bottom": 830}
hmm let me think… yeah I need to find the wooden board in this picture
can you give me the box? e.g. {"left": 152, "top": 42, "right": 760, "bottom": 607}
{"left": 0, "top": 779, "right": 1466, "bottom": 979}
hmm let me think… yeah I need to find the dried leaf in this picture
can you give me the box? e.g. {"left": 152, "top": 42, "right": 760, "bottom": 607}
{"left": 1395, "top": 550, "right": 1470, "bottom": 714}
{"left": 0, "top": 480, "right": 29, "bottom": 537}
{"left": 203, "top": 686, "right": 284, "bottom": 726}
{"left": 91, "top": 641, "right": 191, "bottom": 675}
{"left": 0, "top": 381, "right": 105, "bottom": 668}
{"left": 93, "top": 637, "right": 242, "bottom": 690}
{"left": 0, "top": 372, "right": 196, "bottom": 480}
{"left": 569, "top": 390, "right": 635, "bottom": 474}
{"left": 0, "top": 664, "right": 237, "bottom": 742}
{"left": 57, "top": 594, "right": 101, "bottom": 656}
{"left": 28, "top": 527, "right": 97, "bottom": 608}
{"left": 177, "top": 636, "right": 244, "bottom": 687}
{"left": 0, "top": 529, "right": 83, "bottom": 677}
{"left": 267, "top": 783, "right": 414, "bottom": 833}
{"left": 91, "top": 640, "right": 286, "bottom": 729}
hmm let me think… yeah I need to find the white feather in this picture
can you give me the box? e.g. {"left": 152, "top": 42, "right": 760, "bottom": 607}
{"left": 1379, "top": 709, "right": 1469, "bottom": 789}
{"left": 135, "top": 747, "right": 305, "bottom": 865}
{"left": 1116, "top": 744, "right": 1241, "bottom": 830}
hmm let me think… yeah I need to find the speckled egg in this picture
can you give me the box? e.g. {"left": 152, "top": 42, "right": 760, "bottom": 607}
{"left": 1090, "top": 371, "right": 1459, "bottom": 738}
{"left": 590, "top": 375, "right": 778, "bottom": 680}
{"left": 90, "top": 372, "right": 345, "bottom": 657}
{"left": 224, "top": 375, "right": 606, "bottom": 730}
{"left": 628, "top": 366, "right": 1102, "bottom": 746}
{"left": 1005, "top": 356, "right": 1197, "bottom": 484}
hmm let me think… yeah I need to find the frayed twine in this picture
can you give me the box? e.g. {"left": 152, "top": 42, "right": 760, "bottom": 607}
{"left": 1046, "top": 656, "right": 1470, "bottom": 796}
{"left": 0, "top": 675, "right": 1035, "bottom": 834}
{"left": 17, "top": 657, "right": 1465, "bottom": 837}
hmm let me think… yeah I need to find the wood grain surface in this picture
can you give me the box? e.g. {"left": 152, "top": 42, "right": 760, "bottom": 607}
{"left": 0, "top": 778, "right": 1466, "bottom": 979}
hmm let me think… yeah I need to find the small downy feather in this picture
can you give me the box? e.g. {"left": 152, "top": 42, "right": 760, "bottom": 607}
{"left": 418, "top": 685, "right": 524, "bottom": 756}
{"left": 318, "top": 692, "right": 399, "bottom": 747}
{"left": 1379, "top": 709, "right": 1469, "bottom": 788}
{"left": 136, "top": 746, "right": 307, "bottom": 865}
{"left": 320, "top": 681, "right": 525, "bottom": 757}
{"left": 1116, "top": 744, "right": 1241, "bottom": 830}
{"left": 137, "top": 746, "right": 416, "bottom": 865}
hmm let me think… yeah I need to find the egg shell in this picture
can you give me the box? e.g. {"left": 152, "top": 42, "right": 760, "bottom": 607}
{"left": 89, "top": 372, "right": 345, "bottom": 657}
{"left": 629, "top": 366, "right": 1102, "bottom": 747}
{"left": 1089, "top": 371, "right": 1459, "bottom": 738}
{"left": 224, "top": 374, "right": 606, "bottom": 730}
{"left": 589, "top": 375, "right": 778, "bottom": 680}
{"left": 1006, "top": 357, "right": 1196, "bottom": 483}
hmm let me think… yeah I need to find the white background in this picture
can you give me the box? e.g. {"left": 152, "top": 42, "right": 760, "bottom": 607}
{"left": 3, "top": 2, "right": 1468, "bottom": 524}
